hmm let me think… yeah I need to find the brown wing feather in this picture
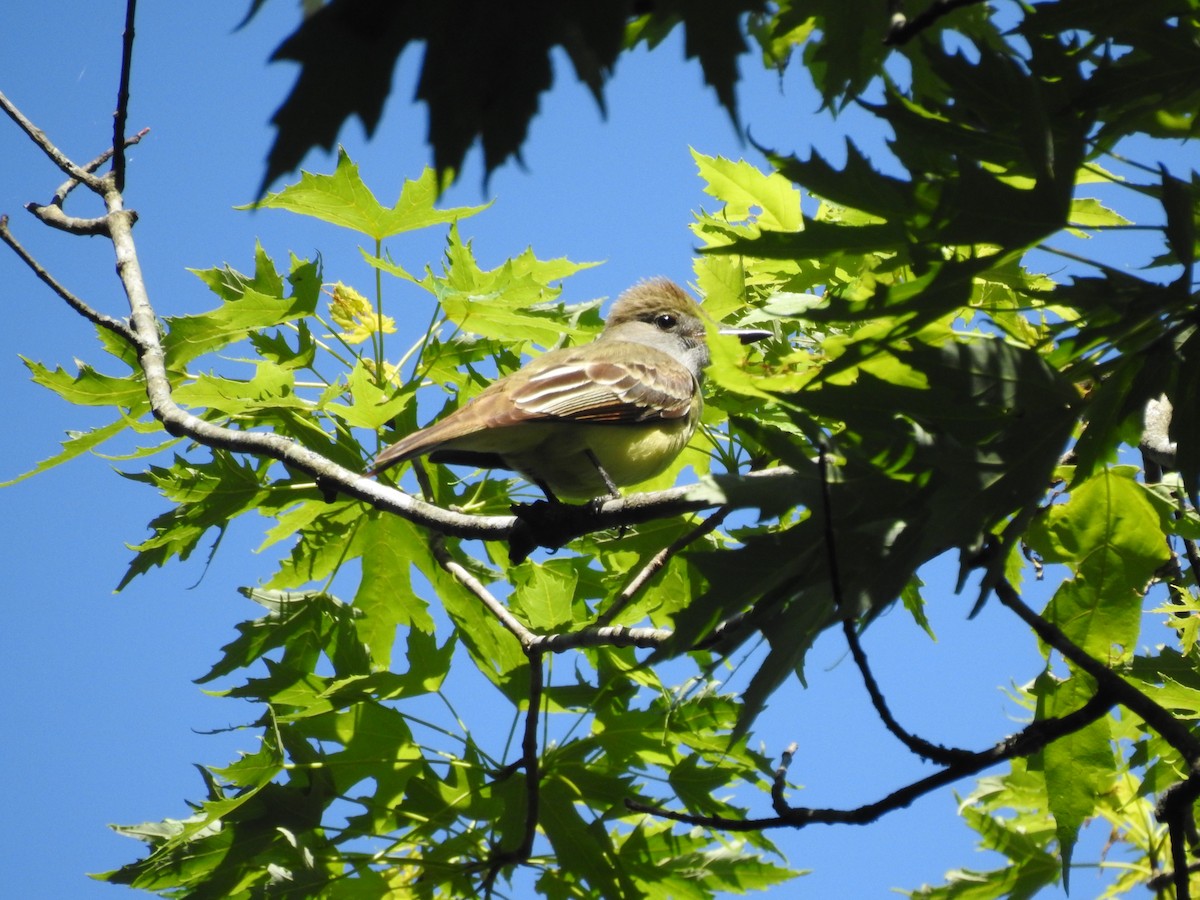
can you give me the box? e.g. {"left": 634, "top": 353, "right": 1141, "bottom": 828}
{"left": 370, "top": 342, "right": 695, "bottom": 474}
{"left": 510, "top": 345, "right": 695, "bottom": 423}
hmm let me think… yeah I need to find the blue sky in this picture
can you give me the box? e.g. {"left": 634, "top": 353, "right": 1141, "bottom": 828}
{"left": 0, "top": 3, "right": 1159, "bottom": 897}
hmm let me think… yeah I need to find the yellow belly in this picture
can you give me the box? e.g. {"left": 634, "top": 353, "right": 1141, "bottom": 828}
{"left": 441, "top": 419, "right": 697, "bottom": 500}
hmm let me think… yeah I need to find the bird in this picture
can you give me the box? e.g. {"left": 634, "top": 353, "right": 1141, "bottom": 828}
{"left": 370, "top": 278, "right": 759, "bottom": 502}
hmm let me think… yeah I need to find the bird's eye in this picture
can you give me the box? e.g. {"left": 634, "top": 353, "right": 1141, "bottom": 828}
{"left": 653, "top": 313, "right": 677, "bottom": 330}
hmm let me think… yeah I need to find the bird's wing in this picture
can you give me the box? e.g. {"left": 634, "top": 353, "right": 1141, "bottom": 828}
{"left": 368, "top": 343, "right": 695, "bottom": 475}
{"left": 506, "top": 344, "right": 696, "bottom": 424}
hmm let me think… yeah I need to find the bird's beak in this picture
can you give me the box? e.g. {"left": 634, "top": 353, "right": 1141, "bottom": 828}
{"left": 717, "top": 326, "right": 773, "bottom": 345}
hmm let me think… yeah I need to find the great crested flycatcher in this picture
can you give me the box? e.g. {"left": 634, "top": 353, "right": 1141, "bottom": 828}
{"left": 370, "top": 278, "right": 756, "bottom": 501}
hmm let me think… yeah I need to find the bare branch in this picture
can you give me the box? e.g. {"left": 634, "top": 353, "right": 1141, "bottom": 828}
{"left": 0, "top": 89, "right": 106, "bottom": 192}
{"left": 842, "top": 619, "right": 976, "bottom": 766}
{"left": 0, "top": 215, "right": 138, "bottom": 344}
{"left": 596, "top": 506, "right": 731, "bottom": 627}
{"left": 994, "top": 578, "right": 1200, "bottom": 763}
{"left": 25, "top": 201, "right": 114, "bottom": 236}
{"left": 483, "top": 652, "right": 544, "bottom": 894}
{"left": 53, "top": 127, "right": 149, "bottom": 207}
{"left": 112, "top": 0, "right": 138, "bottom": 192}
{"left": 1142, "top": 396, "right": 1177, "bottom": 469}
{"left": 884, "top": 0, "right": 987, "bottom": 46}
{"left": 770, "top": 742, "right": 798, "bottom": 815}
{"left": 529, "top": 625, "right": 673, "bottom": 653}
{"left": 428, "top": 533, "right": 537, "bottom": 646}
{"left": 1157, "top": 777, "right": 1200, "bottom": 900}
{"left": 627, "top": 686, "right": 1115, "bottom": 831}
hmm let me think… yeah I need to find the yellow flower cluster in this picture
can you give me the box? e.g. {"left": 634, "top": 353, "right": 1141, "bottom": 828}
{"left": 328, "top": 281, "right": 396, "bottom": 344}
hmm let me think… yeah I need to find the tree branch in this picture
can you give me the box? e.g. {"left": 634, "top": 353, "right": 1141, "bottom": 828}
{"left": 842, "top": 619, "right": 976, "bottom": 766}
{"left": 1157, "top": 776, "right": 1200, "bottom": 900}
{"left": 25, "top": 201, "right": 114, "bottom": 236}
{"left": 883, "top": 0, "right": 988, "bottom": 46}
{"left": 53, "top": 128, "right": 149, "bottom": 207}
{"left": 506, "top": 474, "right": 792, "bottom": 562}
{"left": 627, "top": 685, "right": 1115, "bottom": 830}
{"left": 482, "top": 651, "right": 544, "bottom": 896}
{"left": 0, "top": 215, "right": 138, "bottom": 344}
{"left": 771, "top": 742, "right": 798, "bottom": 815}
{"left": 529, "top": 625, "right": 673, "bottom": 653}
{"left": 595, "top": 505, "right": 731, "bottom": 627}
{"left": 112, "top": 0, "right": 138, "bottom": 192}
{"left": 994, "top": 577, "right": 1200, "bottom": 764}
{"left": 1142, "top": 396, "right": 1177, "bottom": 470}
{"left": 0, "top": 89, "right": 106, "bottom": 192}
{"left": 429, "top": 533, "right": 536, "bottom": 647}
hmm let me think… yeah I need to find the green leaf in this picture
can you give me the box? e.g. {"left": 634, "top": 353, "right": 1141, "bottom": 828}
{"left": 25, "top": 358, "right": 147, "bottom": 408}
{"left": 677, "top": 335, "right": 1078, "bottom": 728}
{"left": 539, "top": 775, "right": 632, "bottom": 898}
{"left": 908, "top": 804, "right": 1060, "bottom": 898}
{"left": 1, "top": 417, "right": 135, "bottom": 487}
{"left": 166, "top": 263, "right": 319, "bottom": 368}
{"left": 172, "top": 362, "right": 309, "bottom": 419}
{"left": 1029, "top": 467, "right": 1171, "bottom": 664}
{"left": 510, "top": 558, "right": 577, "bottom": 631}
{"left": 261, "top": 500, "right": 362, "bottom": 590}
{"left": 190, "top": 239, "right": 286, "bottom": 302}
{"left": 199, "top": 590, "right": 371, "bottom": 688}
{"left": 1033, "top": 673, "right": 1114, "bottom": 890}
{"left": 771, "top": 141, "right": 914, "bottom": 221}
{"left": 250, "top": 150, "right": 488, "bottom": 239}
{"left": 1160, "top": 166, "right": 1198, "bottom": 268}
{"left": 353, "top": 514, "right": 436, "bottom": 666}
{"left": 1068, "top": 196, "right": 1132, "bottom": 230}
{"left": 323, "top": 360, "right": 413, "bottom": 431}
{"left": 427, "top": 225, "right": 599, "bottom": 349}
{"left": 692, "top": 149, "right": 803, "bottom": 231}
{"left": 118, "top": 452, "right": 274, "bottom": 590}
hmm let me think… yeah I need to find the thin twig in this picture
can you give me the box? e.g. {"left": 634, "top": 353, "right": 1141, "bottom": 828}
{"left": 627, "top": 686, "right": 1114, "bottom": 830}
{"left": 596, "top": 506, "right": 731, "bottom": 627}
{"left": 842, "top": 619, "right": 976, "bottom": 766}
{"left": 0, "top": 89, "right": 105, "bottom": 191}
{"left": 25, "top": 202, "right": 113, "bottom": 236}
{"left": 53, "top": 127, "right": 149, "bottom": 207}
{"left": 429, "top": 534, "right": 536, "bottom": 647}
{"left": 1148, "top": 861, "right": 1200, "bottom": 893}
{"left": 884, "top": 0, "right": 987, "bottom": 46}
{"left": 770, "top": 742, "right": 799, "bottom": 815}
{"left": 817, "top": 443, "right": 845, "bottom": 613}
{"left": 529, "top": 625, "right": 673, "bottom": 653}
{"left": 482, "top": 652, "right": 545, "bottom": 895}
{"left": 819, "top": 432, "right": 1002, "bottom": 765}
{"left": 994, "top": 578, "right": 1200, "bottom": 764}
{"left": 1156, "top": 778, "right": 1200, "bottom": 900}
{"left": 818, "top": 441, "right": 972, "bottom": 763}
{"left": 0, "top": 215, "right": 138, "bottom": 343}
{"left": 112, "top": 0, "right": 138, "bottom": 192}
